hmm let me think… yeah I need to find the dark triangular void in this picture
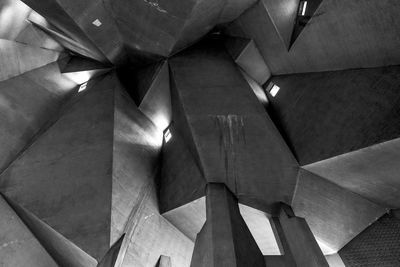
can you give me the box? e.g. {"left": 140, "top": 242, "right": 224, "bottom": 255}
{"left": 289, "top": 0, "right": 324, "bottom": 49}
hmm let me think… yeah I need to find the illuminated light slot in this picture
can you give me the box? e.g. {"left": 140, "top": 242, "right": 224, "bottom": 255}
{"left": 299, "top": 1, "right": 308, "bottom": 16}
{"left": 78, "top": 82, "right": 88, "bottom": 92}
{"left": 269, "top": 84, "right": 280, "bottom": 97}
{"left": 92, "top": 19, "right": 102, "bottom": 27}
{"left": 164, "top": 128, "right": 172, "bottom": 143}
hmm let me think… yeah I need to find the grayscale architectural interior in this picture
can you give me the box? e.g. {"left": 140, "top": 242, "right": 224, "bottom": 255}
{"left": 0, "top": 0, "right": 399, "bottom": 266}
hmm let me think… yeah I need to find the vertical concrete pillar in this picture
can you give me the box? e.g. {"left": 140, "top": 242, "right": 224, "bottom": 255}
{"left": 190, "top": 183, "right": 265, "bottom": 267}
{"left": 272, "top": 204, "right": 329, "bottom": 267}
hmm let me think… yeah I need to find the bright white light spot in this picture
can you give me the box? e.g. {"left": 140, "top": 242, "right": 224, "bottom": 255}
{"left": 164, "top": 128, "right": 172, "bottom": 143}
{"left": 92, "top": 19, "right": 102, "bottom": 27}
{"left": 300, "top": 1, "right": 308, "bottom": 16}
{"left": 269, "top": 84, "right": 280, "bottom": 97}
{"left": 78, "top": 82, "right": 87, "bottom": 92}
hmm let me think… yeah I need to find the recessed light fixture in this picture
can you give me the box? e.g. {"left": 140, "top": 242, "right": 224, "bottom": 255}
{"left": 92, "top": 19, "right": 102, "bottom": 27}
{"left": 299, "top": 1, "right": 308, "bottom": 16}
{"left": 78, "top": 82, "right": 88, "bottom": 92}
{"left": 269, "top": 84, "right": 280, "bottom": 97}
{"left": 164, "top": 128, "right": 172, "bottom": 143}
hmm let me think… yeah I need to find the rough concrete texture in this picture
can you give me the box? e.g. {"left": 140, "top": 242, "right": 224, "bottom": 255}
{"left": 162, "top": 197, "right": 206, "bottom": 241}
{"left": 120, "top": 186, "right": 194, "bottom": 267}
{"left": 169, "top": 37, "right": 298, "bottom": 212}
{"left": 226, "top": 0, "right": 400, "bottom": 74}
{"left": 111, "top": 79, "right": 162, "bottom": 243}
{"left": 0, "top": 39, "right": 61, "bottom": 81}
{"left": 5, "top": 195, "right": 98, "bottom": 267}
{"left": 0, "top": 61, "right": 77, "bottom": 173}
{"left": 0, "top": 74, "right": 115, "bottom": 260}
{"left": 292, "top": 169, "right": 386, "bottom": 254}
{"left": 0, "top": 0, "right": 62, "bottom": 50}
{"left": 304, "top": 138, "right": 400, "bottom": 208}
{"left": 21, "top": 0, "right": 112, "bottom": 63}
{"left": 267, "top": 65, "right": 400, "bottom": 165}
{"left": 0, "top": 195, "right": 58, "bottom": 267}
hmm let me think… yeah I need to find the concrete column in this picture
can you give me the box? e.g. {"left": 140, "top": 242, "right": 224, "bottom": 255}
{"left": 190, "top": 183, "right": 265, "bottom": 267}
{"left": 272, "top": 204, "right": 329, "bottom": 267}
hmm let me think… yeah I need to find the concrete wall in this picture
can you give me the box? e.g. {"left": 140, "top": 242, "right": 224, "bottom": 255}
{"left": 0, "top": 74, "right": 115, "bottom": 260}
{"left": 0, "top": 61, "right": 77, "bottom": 172}
{"left": 267, "top": 65, "right": 400, "bottom": 165}
{"left": 0, "top": 195, "right": 58, "bottom": 267}
{"left": 226, "top": 0, "right": 400, "bottom": 74}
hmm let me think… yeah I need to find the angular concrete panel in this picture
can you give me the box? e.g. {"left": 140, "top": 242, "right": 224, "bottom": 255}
{"left": 162, "top": 197, "right": 206, "bottom": 241}
{"left": 120, "top": 186, "right": 194, "bottom": 267}
{"left": 139, "top": 61, "right": 172, "bottom": 131}
{"left": 4, "top": 195, "right": 98, "bottom": 267}
{"left": 0, "top": 195, "right": 58, "bottom": 267}
{"left": 0, "top": 61, "right": 77, "bottom": 173}
{"left": 292, "top": 169, "right": 386, "bottom": 253}
{"left": 0, "top": 39, "right": 61, "bottom": 81}
{"left": 111, "top": 81, "right": 162, "bottom": 244}
{"left": 267, "top": 66, "right": 400, "bottom": 165}
{"left": 304, "top": 139, "right": 400, "bottom": 208}
{"left": 226, "top": 0, "right": 400, "bottom": 74}
{"left": 0, "top": 74, "right": 115, "bottom": 260}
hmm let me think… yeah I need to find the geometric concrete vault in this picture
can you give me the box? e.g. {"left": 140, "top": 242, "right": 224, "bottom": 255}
{"left": 1, "top": 0, "right": 400, "bottom": 266}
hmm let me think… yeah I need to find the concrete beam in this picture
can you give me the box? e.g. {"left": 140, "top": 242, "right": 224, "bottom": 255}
{"left": 190, "top": 183, "right": 265, "bottom": 267}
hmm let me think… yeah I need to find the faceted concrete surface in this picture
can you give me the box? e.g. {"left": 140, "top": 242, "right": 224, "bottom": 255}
{"left": 226, "top": 0, "right": 400, "bottom": 74}
{"left": 292, "top": 169, "right": 386, "bottom": 254}
{"left": 0, "top": 195, "right": 58, "bottom": 267}
{"left": 304, "top": 138, "right": 400, "bottom": 208}
{"left": 0, "top": 0, "right": 399, "bottom": 265}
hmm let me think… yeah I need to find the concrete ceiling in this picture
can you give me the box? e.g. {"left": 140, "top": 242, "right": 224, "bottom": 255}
{"left": 0, "top": 0, "right": 399, "bottom": 265}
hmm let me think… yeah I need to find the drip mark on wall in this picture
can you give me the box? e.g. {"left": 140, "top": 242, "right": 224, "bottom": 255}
{"left": 214, "top": 114, "right": 246, "bottom": 193}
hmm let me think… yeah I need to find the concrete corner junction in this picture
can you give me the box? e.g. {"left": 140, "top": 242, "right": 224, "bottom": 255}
{"left": 0, "top": 0, "right": 399, "bottom": 266}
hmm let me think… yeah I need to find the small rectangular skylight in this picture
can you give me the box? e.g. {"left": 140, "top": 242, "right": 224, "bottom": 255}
{"left": 78, "top": 82, "right": 87, "bottom": 92}
{"left": 164, "top": 128, "right": 172, "bottom": 143}
{"left": 269, "top": 84, "right": 280, "bottom": 97}
{"left": 92, "top": 19, "right": 102, "bottom": 27}
{"left": 299, "top": 1, "right": 308, "bottom": 16}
